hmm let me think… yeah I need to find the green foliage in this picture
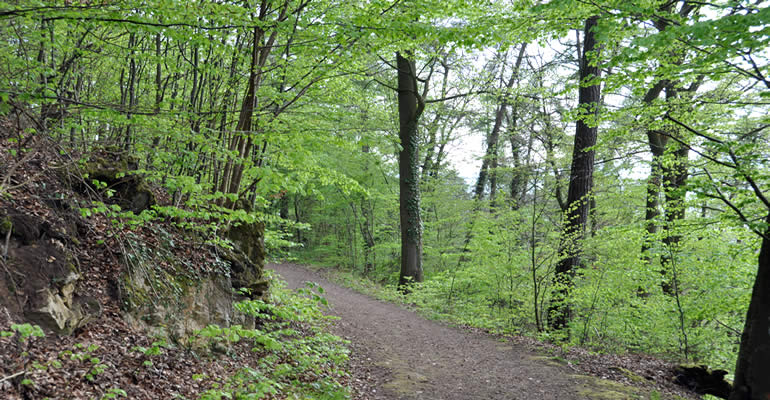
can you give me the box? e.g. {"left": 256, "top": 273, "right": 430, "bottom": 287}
{"left": 2, "top": 0, "right": 767, "bottom": 390}
{"left": 101, "top": 388, "right": 128, "bottom": 400}
{"left": 131, "top": 339, "right": 168, "bottom": 367}
{"left": 192, "top": 275, "right": 349, "bottom": 399}
{"left": 4, "top": 324, "right": 45, "bottom": 342}
{"left": 58, "top": 343, "right": 108, "bottom": 381}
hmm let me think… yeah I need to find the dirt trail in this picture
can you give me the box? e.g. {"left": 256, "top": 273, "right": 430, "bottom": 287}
{"left": 270, "top": 263, "right": 650, "bottom": 400}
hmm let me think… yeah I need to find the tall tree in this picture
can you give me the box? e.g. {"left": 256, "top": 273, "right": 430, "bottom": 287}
{"left": 612, "top": 1, "right": 770, "bottom": 394}
{"left": 473, "top": 44, "right": 528, "bottom": 204}
{"left": 638, "top": 1, "right": 699, "bottom": 296}
{"left": 396, "top": 51, "right": 425, "bottom": 286}
{"left": 549, "top": 16, "right": 602, "bottom": 333}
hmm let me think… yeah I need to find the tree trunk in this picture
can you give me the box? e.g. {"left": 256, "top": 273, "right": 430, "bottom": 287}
{"left": 730, "top": 214, "right": 770, "bottom": 400}
{"left": 473, "top": 103, "right": 505, "bottom": 201}
{"left": 396, "top": 51, "right": 424, "bottom": 288}
{"left": 660, "top": 135, "right": 689, "bottom": 294}
{"left": 420, "top": 60, "right": 450, "bottom": 184}
{"left": 217, "top": 25, "right": 263, "bottom": 201}
{"left": 508, "top": 106, "right": 529, "bottom": 210}
{"left": 640, "top": 128, "right": 668, "bottom": 264}
{"left": 549, "top": 16, "right": 601, "bottom": 334}
{"left": 473, "top": 44, "right": 526, "bottom": 203}
{"left": 360, "top": 198, "right": 376, "bottom": 275}
{"left": 360, "top": 145, "right": 376, "bottom": 275}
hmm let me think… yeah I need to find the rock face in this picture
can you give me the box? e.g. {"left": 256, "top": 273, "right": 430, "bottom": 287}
{"left": 1, "top": 148, "right": 268, "bottom": 342}
{"left": 80, "top": 147, "right": 155, "bottom": 213}
{"left": 118, "top": 224, "right": 267, "bottom": 340}
{"left": 226, "top": 220, "right": 269, "bottom": 299}
{"left": 120, "top": 255, "right": 237, "bottom": 339}
{"left": 0, "top": 212, "right": 101, "bottom": 335}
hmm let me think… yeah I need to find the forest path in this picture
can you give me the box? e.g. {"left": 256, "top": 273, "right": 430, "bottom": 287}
{"left": 269, "top": 263, "right": 644, "bottom": 400}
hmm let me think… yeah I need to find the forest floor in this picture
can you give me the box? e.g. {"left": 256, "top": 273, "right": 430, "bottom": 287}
{"left": 270, "top": 262, "right": 700, "bottom": 400}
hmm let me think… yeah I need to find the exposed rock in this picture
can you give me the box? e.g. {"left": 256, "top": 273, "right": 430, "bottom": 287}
{"left": 0, "top": 212, "right": 100, "bottom": 335}
{"left": 80, "top": 147, "right": 155, "bottom": 213}
{"left": 118, "top": 228, "right": 260, "bottom": 340}
{"left": 120, "top": 259, "right": 236, "bottom": 339}
{"left": 673, "top": 364, "right": 731, "bottom": 399}
{"left": 26, "top": 287, "right": 102, "bottom": 335}
{"left": 217, "top": 243, "right": 268, "bottom": 299}
{"left": 225, "top": 201, "right": 268, "bottom": 298}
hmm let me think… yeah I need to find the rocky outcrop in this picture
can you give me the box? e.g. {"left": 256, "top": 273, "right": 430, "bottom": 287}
{"left": 1, "top": 148, "right": 268, "bottom": 343}
{"left": 0, "top": 211, "right": 101, "bottom": 335}
{"left": 225, "top": 199, "right": 269, "bottom": 299}
{"left": 79, "top": 147, "right": 155, "bottom": 213}
{"left": 118, "top": 224, "right": 267, "bottom": 340}
{"left": 224, "top": 220, "right": 269, "bottom": 299}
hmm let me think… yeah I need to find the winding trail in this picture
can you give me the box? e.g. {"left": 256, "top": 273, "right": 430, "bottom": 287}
{"left": 269, "top": 263, "right": 637, "bottom": 400}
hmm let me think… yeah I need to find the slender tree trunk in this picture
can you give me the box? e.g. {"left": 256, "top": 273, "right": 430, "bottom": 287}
{"left": 360, "top": 198, "right": 376, "bottom": 275}
{"left": 217, "top": 25, "right": 264, "bottom": 203}
{"left": 544, "top": 129, "right": 567, "bottom": 212}
{"left": 293, "top": 195, "right": 303, "bottom": 244}
{"left": 473, "top": 44, "right": 526, "bottom": 202}
{"left": 124, "top": 32, "right": 138, "bottom": 150}
{"left": 396, "top": 51, "right": 424, "bottom": 288}
{"left": 640, "top": 128, "right": 668, "bottom": 263}
{"left": 549, "top": 16, "right": 601, "bottom": 334}
{"left": 421, "top": 60, "right": 450, "bottom": 184}
{"left": 360, "top": 145, "right": 376, "bottom": 275}
{"left": 508, "top": 107, "right": 529, "bottom": 210}
{"left": 489, "top": 155, "right": 499, "bottom": 208}
{"left": 730, "top": 214, "right": 770, "bottom": 400}
{"left": 473, "top": 101, "right": 505, "bottom": 201}
{"left": 509, "top": 133, "right": 524, "bottom": 209}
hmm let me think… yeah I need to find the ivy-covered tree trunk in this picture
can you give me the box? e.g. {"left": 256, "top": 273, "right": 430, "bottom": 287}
{"left": 396, "top": 51, "right": 424, "bottom": 287}
{"left": 730, "top": 215, "right": 770, "bottom": 400}
{"left": 549, "top": 16, "right": 601, "bottom": 334}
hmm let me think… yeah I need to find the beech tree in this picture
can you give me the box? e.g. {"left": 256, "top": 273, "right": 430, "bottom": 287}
{"left": 549, "top": 16, "right": 602, "bottom": 333}
{"left": 396, "top": 51, "right": 426, "bottom": 286}
{"left": 610, "top": 1, "right": 769, "bottom": 396}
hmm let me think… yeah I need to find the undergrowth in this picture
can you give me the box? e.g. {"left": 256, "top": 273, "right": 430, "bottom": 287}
{"left": 193, "top": 274, "right": 350, "bottom": 400}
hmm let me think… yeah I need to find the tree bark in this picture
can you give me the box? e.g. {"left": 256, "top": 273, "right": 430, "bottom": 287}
{"left": 217, "top": 24, "right": 263, "bottom": 202}
{"left": 549, "top": 16, "right": 601, "bottom": 334}
{"left": 397, "top": 51, "right": 424, "bottom": 288}
{"left": 360, "top": 145, "right": 376, "bottom": 275}
{"left": 508, "top": 106, "right": 530, "bottom": 210}
{"left": 473, "top": 44, "right": 527, "bottom": 202}
{"left": 217, "top": 0, "right": 290, "bottom": 205}
{"left": 640, "top": 128, "right": 668, "bottom": 263}
{"left": 360, "top": 198, "right": 376, "bottom": 275}
{"left": 660, "top": 138, "right": 688, "bottom": 294}
{"left": 730, "top": 215, "right": 770, "bottom": 400}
